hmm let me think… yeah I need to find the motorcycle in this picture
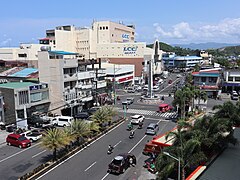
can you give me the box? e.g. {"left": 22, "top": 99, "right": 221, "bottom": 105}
{"left": 107, "top": 146, "right": 114, "bottom": 154}
{"left": 138, "top": 123, "right": 143, "bottom": 129}
{"left": 127, "top": 124, "right": 133, "bottom": 131}
{"left": 129, "top": 131, "right": 135, "bottom": 139}
{"left": 143, "top": 158, "right": 156, "bottom": 174}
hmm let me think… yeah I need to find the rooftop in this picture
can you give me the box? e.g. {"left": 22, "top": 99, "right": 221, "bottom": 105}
{"left": 49, "top": 51, "right": 78, "bottom": 55}
{"left": 0, "top": 82, "right": 36, "bottom": 89}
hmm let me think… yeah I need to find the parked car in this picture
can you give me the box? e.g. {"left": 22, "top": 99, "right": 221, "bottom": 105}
{"left": 74, "top": 112, "right": 90, "bottom": 120}
{"left": 153, "top": 85, "right": 159, "bottom": 92}
{"left": 31, "top": 125, "right": 55, "bottom": 136}
{"left": 145, "top": 123, "right": 159, "bottom": 135}
{"left": 177, "top": 74, "right": 182, "bottom": 78}
{"left": 157, "top": 104, "right": 173, "bottom": 113}
{"left": 27, "top": 115, "right": 50, "bottom": 128}
{"left": 231, "top": 92, "right": 239, "bottom": 100}
{"left": 6, "top": 133, "right": 31, "bottom": 148}
{"left": 20, "top": 131, "right": 42, "bottom": 142}
{"left": 108, "top": 153, "right": 136, "bottom": 174}
{"left": 126, "top": 97, "right": 134, "bottom": 104}
{"left": 130, "top": 115, "right": 145, "bottom": 125}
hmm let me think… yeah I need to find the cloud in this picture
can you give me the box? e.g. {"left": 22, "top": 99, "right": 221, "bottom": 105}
{"left": 0, "top": 38, "right": 12, "bottom": 46}
{"left": 153, "top": 18, "right": 240, "bottom": 43}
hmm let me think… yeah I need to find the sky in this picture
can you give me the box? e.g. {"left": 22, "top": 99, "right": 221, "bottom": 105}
{"left": 1, "top": 0, "right": 240, "bottom": 47}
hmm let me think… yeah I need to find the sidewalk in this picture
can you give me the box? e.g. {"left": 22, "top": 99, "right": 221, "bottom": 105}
{"left": 0, "top": 129, "right": 10, "bottom": 147}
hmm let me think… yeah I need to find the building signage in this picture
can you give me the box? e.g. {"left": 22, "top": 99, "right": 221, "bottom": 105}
{"left": 123, "top": 46, "right": 138, "bottom": 54}
{"left": 29, "top": 84, "right": 48, "bottom": 91}
{"left": 29, "top": 85, "right": 39, "bottom": 91}
{"left": 122, "top": 34, "right": 129, "bottom": 39}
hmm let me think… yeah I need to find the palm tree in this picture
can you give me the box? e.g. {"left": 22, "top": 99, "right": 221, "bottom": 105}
{"left": 213, "top": 101, "right": 240, "bottom": 126}
{"left": 41, "top": 128, "right": 71, "bottom": 161}
{"left": 70, "top": 120, "right": 90, "bottom": 144}
{"left": 91, "top": 105, "right": 117, "bottom": 128}
{"left": 194, "top": 89, "right": 208, "bottom": 111}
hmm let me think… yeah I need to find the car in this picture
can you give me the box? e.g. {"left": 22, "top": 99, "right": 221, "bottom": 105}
{"left": 108, "top": 153, "right": 136, "bottom": 174}
{"left": 153, "top": 85, "right": 159, "bottom": 92}
{"left": 31, "top": 125, "right": 55, "bottom": 136}
{"left": 27, "top": 115, "right": 50, "bottom": 128}
{"left": 84, "top": 107, "right": 101, "bottom": 115}
{"left": 168, "top": 79, "right": 173, "bottom": 84}
{"left": 6, "top": 133, "right": 31, "bottom": 148}
{"left": 73, "top": 112, "right": 90, "bottom": 120}
{"left": 130, "top": 115, "right": 145, "bottom": 124}
{"left": 126, "top": 97, "right": 134, "bottom": 104}
{"left": 127, "top": 87, "right": 135, "bottom": 93}
{"left": 157, "top": 104, "right": 173, "bottom": 113}
{"left": 177, "top": 74, "right": 182, "bottom": 78}
{"left": 20, "top": 131, "right": 42, "bottom": 142}
{"left": 231, "top": 92, "right": 239, "bottom": 100}
{"left": 145, "top": 123, "right": 159, "bottom": 135}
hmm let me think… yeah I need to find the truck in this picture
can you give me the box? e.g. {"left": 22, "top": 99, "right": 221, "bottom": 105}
{"left": 143, "top": 128, "right": 176, "bottom": 155}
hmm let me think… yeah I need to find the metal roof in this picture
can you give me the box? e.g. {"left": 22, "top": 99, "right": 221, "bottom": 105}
{"left": 0, "top": 82, "right": 36, "bottom": 89}
{"left": 9, "top": 68, "right": 38, "bottom": 77}
{"left": 49, "top": 51, "right": 78, "bottom": 55}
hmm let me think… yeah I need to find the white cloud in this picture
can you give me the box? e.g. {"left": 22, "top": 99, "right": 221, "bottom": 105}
{"left": 0, "top": 38, "right": 12, "bottom": 46}
{"left": 153, "top": 18, "right": 240, "bottom": 43}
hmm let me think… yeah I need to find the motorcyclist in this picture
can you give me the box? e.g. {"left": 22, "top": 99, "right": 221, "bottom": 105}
{"left": 108, "top": 145, "right": 113, "bottom": 153}
{"left": 129, "top": 130, "right": 135, "bottom": 138}
{"left": 138, "top": 121, "right": 143, "bottom": 128}
{"left": 127, "top": 123, "right": 133, "bottom": 130}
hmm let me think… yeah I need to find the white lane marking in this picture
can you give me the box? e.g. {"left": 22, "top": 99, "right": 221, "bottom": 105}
{"left": 32, "top": 150, "right": 47, "bottom": 158}
{"left": 84, "top": 161, "right": 96, "bottom": 172}
{"left": 36, "top": 120, "right": 126, "bottom": 180}
{"left": 145, "top": 117, "right": 168, "bottom": 122}
{"left": 128, "top": 135, "right": 147, "bottom": 153}
{"left": 114, "top": 140, "right": 121, "bottom": 147}
{"left": 0, "top": 142, "right": 41, "bottom": 163}
{"left": 101, "top": 173, "right": 110, "bottom": 180}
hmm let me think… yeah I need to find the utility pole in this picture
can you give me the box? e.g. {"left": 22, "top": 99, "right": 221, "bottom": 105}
{"left": 113, "top": 64, "right": 116, "bottom": 105}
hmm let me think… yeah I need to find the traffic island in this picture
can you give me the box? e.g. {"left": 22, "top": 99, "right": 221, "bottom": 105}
{"left": 18, "top": 117, "right": 126, "bottom": 180}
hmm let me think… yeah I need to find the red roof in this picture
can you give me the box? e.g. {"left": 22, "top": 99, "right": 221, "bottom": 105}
{"left": 39, "top": 38, "right": 49, "bottom": 40}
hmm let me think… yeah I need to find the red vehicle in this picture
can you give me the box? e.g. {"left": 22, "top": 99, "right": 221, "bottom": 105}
{"left": 157, "top": 103, "right": 173, "bottom": 113}
{"left": 168, "top": 79, "right": 173, "bottom": 84}
{"left": 6, "top": 133, "right": 31, "bottom": 148}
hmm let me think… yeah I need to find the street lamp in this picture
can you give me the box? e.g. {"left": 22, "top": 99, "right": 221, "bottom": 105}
{"left": 163, "top": 152, "right": 181, "bottom": 180}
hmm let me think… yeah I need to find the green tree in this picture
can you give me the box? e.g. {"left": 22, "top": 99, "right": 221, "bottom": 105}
{"left": 70, "top": 120, "right": 90, "bottom": 143}
{"left": 194, "top": 89, "right": 208, "bottom": 111}
{"left": 41, "top": 128, "right": 71, "bottom": 161}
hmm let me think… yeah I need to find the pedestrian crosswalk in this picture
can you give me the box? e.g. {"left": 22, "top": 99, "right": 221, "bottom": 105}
{"left": 117, "top": 108, "right": 178, "bottom": 119}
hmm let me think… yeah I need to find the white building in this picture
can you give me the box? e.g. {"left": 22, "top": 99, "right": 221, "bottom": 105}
{"left": 38, "top": 50, "right": 106, "bottom": 115}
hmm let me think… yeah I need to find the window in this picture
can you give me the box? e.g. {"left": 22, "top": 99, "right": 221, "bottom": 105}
{"left": 18, "top": 54, "right": 27, "bottom": 58}
{"left": 228, "top": 77, "right": 233, "bottom": 81}
{"left": 18, "top": 90, "right": 29, "bottom": 105}
{"left": 235, "top": 77, "right": 240, "bottom": 82}
{"left": 106, "top": 26, "right": 108, "bottom": 30}
{"left": 100, "top": 27, "right": 102, "bottom": 30}
{"left": 103, "top": 26, "right": 105, "bottom": 30}
{"left": 201, "top": 77, "right": 206, "bottom": 82}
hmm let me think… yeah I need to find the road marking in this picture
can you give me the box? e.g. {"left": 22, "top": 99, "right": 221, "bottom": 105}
{"left": 128, "top": 135, "right": 147, "bottom": 153}
{"left": 32, "top": 150, "right": 47, "bottom": 158}
{"left": 114, "top": 140, "right": 121, "bottom": 147}
{"left": 145, "top": 117, "right": 168, "bottom": 122}
{"left": 84, "top": 161, "right": 96, "bottom": 172}
{"left": 101, "top": 173, "right": 110, "bottom": 180}
{"left": 35, "top": 120, "right": 126, "bottom": 180}
{"left": 0, "top": 142, "right": 41, "bottom": 163}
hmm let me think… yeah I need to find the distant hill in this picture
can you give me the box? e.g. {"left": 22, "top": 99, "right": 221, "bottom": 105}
{"left": 172, "top": 42, "right": 240, "bottom": 50}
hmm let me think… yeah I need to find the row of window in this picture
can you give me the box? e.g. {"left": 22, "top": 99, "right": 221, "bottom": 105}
{"left": 228, "top": 77, "right": 240, "bottom": 82}
{"left": 18, "top": 90, "right": 49, "bottom": 105}
{"left": 99, "top": 26, "right": 108, "bottom": 30}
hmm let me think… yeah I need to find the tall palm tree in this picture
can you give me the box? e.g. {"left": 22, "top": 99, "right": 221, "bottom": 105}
{"left": 41, "top": 128, "right": 71, "bottom": 161}
{"left": 213, "top": 101, "right": 240, "bottom": 126}
{"left": 70, "top": 120, "right": 90, "bottom": 144}
{"left": 194, "top": 89, "right": 208, "bottom": 111}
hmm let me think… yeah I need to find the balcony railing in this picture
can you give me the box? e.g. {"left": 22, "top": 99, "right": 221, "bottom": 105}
{"left": 63, "top": 73, "right": 78, "bottom": 81}
{"left": 78, "top": 71, "right": 95, "bottom": 80}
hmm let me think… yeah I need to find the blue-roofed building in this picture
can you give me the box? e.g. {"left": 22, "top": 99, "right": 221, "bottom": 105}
{"left": 192, "top": 68, "right": 222, "bottom": 98}
{"left": 162, "top": 53, "right": 203, "bottom": 70}
{"left": 9, "top": 68, "right": 38, "bottom": 77}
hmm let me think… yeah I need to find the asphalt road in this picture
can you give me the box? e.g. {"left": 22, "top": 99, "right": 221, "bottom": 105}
{"left": 36, "top": 118, "right": 175, "bottom": 180}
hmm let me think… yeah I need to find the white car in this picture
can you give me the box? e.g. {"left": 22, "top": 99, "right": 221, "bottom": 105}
{"left": 177, "top": 74, "right": 182, "bottom": 78}
{"left": 153, "top": 85, "right": 159, "bottom": 91}
{"left": 21, "top": 131, "right": 42, "bottom": 142}
{"left": 130, "top": 115, "right": 145, "bottom": 124}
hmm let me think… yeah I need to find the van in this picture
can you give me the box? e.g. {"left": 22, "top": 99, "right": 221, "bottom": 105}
{"left": 53, "top": 116, "right": 74, "bottom": 127}
{"left": 127, "top": 87, "right": 135, "bottom": 93}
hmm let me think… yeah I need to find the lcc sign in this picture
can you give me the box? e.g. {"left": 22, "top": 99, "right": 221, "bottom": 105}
{"left": 122, "top": 34, "right": 129, "bottom": 39}
{"left": 123, "top": 46, "right": 138, "bottom": 54}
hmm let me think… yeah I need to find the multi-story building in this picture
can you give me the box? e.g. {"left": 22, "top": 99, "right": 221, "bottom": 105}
{"left": 0, "top": 82, "right": 50, "bottom": 125}
{"left": 38, "top": 50, "right": 106, "bottom": 115}
{"left": 0, "top": 94, "right": 5, "bottom": 125}
{"left": 223, "top": 69, "right": 240, "bottom": 92}
{"left": 163, "top": 53, "right": 203, "bottom": 70}
{"left": 192, "top": 68, "right": 222, "bottom": 98}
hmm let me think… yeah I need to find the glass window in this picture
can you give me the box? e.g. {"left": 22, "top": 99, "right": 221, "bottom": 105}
{"left": 201, "top": 77, "right": 206, "bottom": 82}
{"left": 106, "top": 26, "right": 108, "bottom": 30}
{"left": 235, "top": 77, "right": 240, "bottom": 82}
{"left": 228, "top": 77, "right": 233, "bottom": 81}
{"left": 103, "top": 26, "right": 105, "bottom": 30}
{"left": 100, "top": 27, "right": 102, "bottom": 30}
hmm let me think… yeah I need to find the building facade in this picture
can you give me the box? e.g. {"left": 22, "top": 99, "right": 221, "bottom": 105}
{"left": 192, "top": 68, "right": 222, "bottom": 98}
{"left": 38, "top": 50, "right": 107, "bottom": 115}
{"left": 0, "top": 82, "right": 50, "bottom": 125}
{"left": 223, "top": 69, "right": 240, "bottom": 92}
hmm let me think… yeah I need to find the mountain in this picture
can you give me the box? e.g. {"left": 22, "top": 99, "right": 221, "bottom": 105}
{"left": 172, "top": 42, "right": 240, "bottom": 50}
